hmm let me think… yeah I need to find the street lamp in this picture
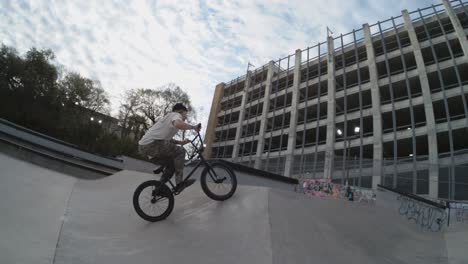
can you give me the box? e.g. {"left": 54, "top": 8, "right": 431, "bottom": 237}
{"left": 338, "top": 126, "right": 360, "bottom": 187}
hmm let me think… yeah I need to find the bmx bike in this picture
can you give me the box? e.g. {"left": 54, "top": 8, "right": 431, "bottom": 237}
{"left": 133, "top": 125, "right": 237, "bottom": 222}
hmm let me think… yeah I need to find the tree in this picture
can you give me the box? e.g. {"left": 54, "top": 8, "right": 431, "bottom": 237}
{"left": 118, "top": 89, "right": 140, "bottom": 138}
{"left": 0, "top": 45, "right": 24, "bottom": 120}
{"left": 59, "top": 72, "right": 110, "bottom": 114}
{"left": 135, "top": 88, "right": 161, "bottom": 127}
{"left": 22, "top": 48, "right": 59, "bottom": 100}
{"left": 119, "top": 83, "right": 197, "bottom": 131}
{"left": 0, "top": 45, "right": 23, "bottom": 92}
{"left": 0, "top": 45, "right": 61, "bottom": 133}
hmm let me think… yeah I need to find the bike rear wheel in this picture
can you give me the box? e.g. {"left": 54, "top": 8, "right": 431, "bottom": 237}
{"left": 200, "top": 162, "right": 237, "bottom": 201}
{"left": 133, "top": 180, "right": 174, "bottom": 222}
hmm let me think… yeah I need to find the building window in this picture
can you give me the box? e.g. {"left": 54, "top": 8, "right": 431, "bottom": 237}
{"left": 299, "top": 80, "right": 328, "bottom": 102}
{"left": 269, "top": 93, "right": 293, "bottom": 112}
{"left": 223, "top": 81, "right": 244, "bottom": 98}
{"left": 272, "top": 74, "right": 294, "bottom": 93}
{"left": 246, "top": 86, "right": 265, "bottom": 103}
{"left": 238, "top": 140, "right": 258, "bottom": 156}
{"left": 241, "top": 121, "right": 261, "bottom": 138}
{"left": 264, "top": 134, "right": 288, "bottom": 152}
{"left": 421, "top": 39, "right": 464, "bottom": 65}
{"left": 379, "top": 77, "right": 422, "bottom": 104}
{"left": 295, "top": 126, "right": 327, "bottom": 148}
{"left": 217, "top": 111, "right": 239, "bottom": 127}
{"left": 220, "top": 95, "right": 243, "bottom": 111}
{"left": 297, "top": 102, "right": 327, "bottom": 125}
{"left": 300, "top": 61, "right": 328, "bottom": 82}
{"left": 376, "top": 52, "right": 416, "bottom": 79}
{"left": 244, "top": 102, "right": 263, "bottom": 120}
{"left": 266, "top": 113, "right": 291, "bottom": 132}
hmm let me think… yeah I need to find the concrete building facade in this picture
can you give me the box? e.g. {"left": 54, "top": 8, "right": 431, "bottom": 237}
{"left": 206, "top": 0, "right": 468, "bottom": 200}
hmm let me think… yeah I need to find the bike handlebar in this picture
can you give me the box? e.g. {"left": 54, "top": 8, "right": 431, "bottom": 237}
{"left": 190, "top": 123, "right": 203, "bottom": 144}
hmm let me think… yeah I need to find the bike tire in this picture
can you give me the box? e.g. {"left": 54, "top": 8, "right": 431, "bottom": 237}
{"left": 133, "top": 180, "right": 174, "bottom": 222}
{"left": 200, "top": 162, "right": 237, "bottom": 201}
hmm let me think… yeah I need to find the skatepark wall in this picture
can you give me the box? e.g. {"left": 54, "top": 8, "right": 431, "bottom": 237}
{"left": 0, "top": 118, "right": 123, "bottom": 169}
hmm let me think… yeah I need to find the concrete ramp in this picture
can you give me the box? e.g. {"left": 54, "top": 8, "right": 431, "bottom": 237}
{"left": 53, "top": 170, "right": 273, "bottom": 264}
{"left": 1, "top": 153, "right": 466, "bottom": 264}
{"left": 53, "top": 170, "right": 450, "bottom": 264}
{"left": 269, "top": 190, "right": 448, "bottom": 264}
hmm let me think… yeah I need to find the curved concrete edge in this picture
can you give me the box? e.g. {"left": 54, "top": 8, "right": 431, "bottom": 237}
{"left": 0, "top": 153, "right": 78, "bottom": 264}
{"left": 215, "top": 159, "right": 298, "bottom": 184}
{"left": 0, "top": 119, "right": 124, "bottom": 168}
{"left": 0, "top": 139, "right": 113, "bottom": 179}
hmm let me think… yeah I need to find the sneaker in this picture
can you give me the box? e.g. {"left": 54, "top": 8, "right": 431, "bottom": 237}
{"left": 175, "top": 179, "right": 196, "bottom": 193}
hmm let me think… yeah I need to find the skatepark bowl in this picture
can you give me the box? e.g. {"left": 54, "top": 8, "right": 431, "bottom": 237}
{"left": 1, "top": 152, "right": 467, "bottom": 264}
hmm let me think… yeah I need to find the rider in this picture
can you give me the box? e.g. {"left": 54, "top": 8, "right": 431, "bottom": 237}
{"left": 138, "top": 103, "right": 200, "bottom": 192}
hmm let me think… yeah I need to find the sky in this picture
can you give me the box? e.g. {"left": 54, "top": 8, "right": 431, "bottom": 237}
{"left": 1, "top": 0, "right": 439, "bottom": 128}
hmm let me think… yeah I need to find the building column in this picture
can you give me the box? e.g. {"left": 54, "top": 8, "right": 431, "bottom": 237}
{"left": 232, "top": 73, "right": 251, "bottom": 161}
{"left": 204, "top": 83, "right": 225, "bottom": 159}
{"left": 403, "top": 10, "right": 439, "bottom": 199}
{"left": 255, "top": 61, "right": 275, "bottom": 169}
{"left": 442, "top": 0, "right": 468, "bottom": 62}
{"left": 324, "top": 36, "right": 336, "bottom": 179}
{"left": 284, "top": 49, "right": 302, "bottom": 177}
{"left": 363, "top": 24, "right": 383, "bottom": 189}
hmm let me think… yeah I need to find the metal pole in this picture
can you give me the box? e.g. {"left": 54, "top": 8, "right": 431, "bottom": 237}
{"left": 346, "top": 138, "right": 351, "bottom": 185}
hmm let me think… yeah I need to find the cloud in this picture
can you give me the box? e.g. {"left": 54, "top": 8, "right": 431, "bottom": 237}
{"left": 1, "top": 0, "right": 441, "bottom": 128}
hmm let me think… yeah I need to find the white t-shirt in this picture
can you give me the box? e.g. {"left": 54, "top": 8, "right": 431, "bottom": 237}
{"left": 138, "top": 112, "right": 183, "bottom": 145}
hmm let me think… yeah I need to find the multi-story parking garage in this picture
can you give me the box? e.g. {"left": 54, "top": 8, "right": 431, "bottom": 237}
{"left": 205, "top": 0, "right": 468, "bottom": 200}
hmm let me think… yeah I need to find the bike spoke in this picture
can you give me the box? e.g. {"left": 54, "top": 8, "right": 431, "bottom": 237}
{"left": 206, "top": 167, "right": 233, "bottom": 196}
{"left": 138, "top": 185, "right": 170, "bottom": 217}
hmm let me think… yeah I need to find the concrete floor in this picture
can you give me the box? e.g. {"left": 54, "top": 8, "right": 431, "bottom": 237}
{"left": 1, "top": 152, "right": 466, "bottom": 264}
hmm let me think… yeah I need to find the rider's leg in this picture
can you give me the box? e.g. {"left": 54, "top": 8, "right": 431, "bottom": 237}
{"left": 139, "top": 140, "right": 190, "bottom": 187}
{"left": 173, "top": 145, "right": 186, "bottom": 185}
{"left": 162, "top": 143, "right": 197, "bottom": 191}
{"left": 150, "top": 141, "right": 186, "bottom": 185}
{"left": 139, "top": 140, "right": 178, "bottom": 180}
{"left": 138, "top": 140, "right": 160, "bottom": 161}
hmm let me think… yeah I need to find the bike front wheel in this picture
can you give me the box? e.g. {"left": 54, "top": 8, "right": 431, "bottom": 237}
{"left": 200, "top": 162, "right": 237, "bottom": 201}
{"left": 133, "top": 180, "right": 174, "bottom": 222}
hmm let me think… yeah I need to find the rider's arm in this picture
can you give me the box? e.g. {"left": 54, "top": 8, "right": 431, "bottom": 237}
{"left": 172, "top": 119, "right": 196, "bottom": 130}
{"left": 170, "top": 139, "right": 187, "bottom": 145}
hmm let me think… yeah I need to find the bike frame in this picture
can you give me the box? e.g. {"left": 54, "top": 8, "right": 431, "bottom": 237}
{"left": 163, "top": 131, "right": 216, "bottom": 190}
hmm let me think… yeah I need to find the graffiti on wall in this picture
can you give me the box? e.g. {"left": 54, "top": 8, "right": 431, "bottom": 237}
{"left": 397, "top": 195, "right": 447, "bottom": 232}
{"left": 298, "top": 178, "right": 339, "bottom": 198}
{"left": 354, "top": 189, "right": 377, "bottom": 204}
{"left": 297, "top": 178, "right": 376, "bottom": 204}
{"left": 449, "top": 202, "right": 468, "bottom": 223}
